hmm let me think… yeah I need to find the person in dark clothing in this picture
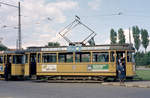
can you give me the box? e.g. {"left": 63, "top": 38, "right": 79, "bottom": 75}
{"left": 4, "top": 64, "right": 8, "bottom": 81}
{"left": 121, "top": 56, "right": 126, "bottom": 76}
{"left": 117, "top": 57, "right": 126, "bottom": 85}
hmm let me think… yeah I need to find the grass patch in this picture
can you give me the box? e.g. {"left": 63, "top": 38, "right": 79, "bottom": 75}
{"left": 136, "top": 70, "right": 150, "bottom": 81}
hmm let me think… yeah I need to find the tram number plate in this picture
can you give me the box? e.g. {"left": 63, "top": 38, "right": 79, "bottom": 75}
{"left": 88, "top": 64, "right": 109, "bottom": 71}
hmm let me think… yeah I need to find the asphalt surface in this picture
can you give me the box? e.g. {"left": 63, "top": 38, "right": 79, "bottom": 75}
{"left": 102, "top": 81, "right": 150, "bottom": 88}
{"left": 0, "top": 81, "right": 150, "bottom": 98}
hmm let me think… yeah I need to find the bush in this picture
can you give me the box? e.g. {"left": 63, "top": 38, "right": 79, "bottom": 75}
{"left": 135, "top": 51, "right": 150, "bottom": 66}
{"left": 146, "top": 65, "right": 150, "bottom": 68}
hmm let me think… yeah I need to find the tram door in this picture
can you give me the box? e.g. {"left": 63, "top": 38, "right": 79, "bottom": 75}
{"left": 116, "top": 51, "right": 126, "bottom": 75}
{"left": 29, "top": 53, "right": 36, "bottom": 76}
{"left": 5, "top": 55, "right": 12, "bottom": 77}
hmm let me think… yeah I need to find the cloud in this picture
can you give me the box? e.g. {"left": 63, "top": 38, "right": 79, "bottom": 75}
{"left": 0, "top": 0, "right": 78, "bottom": 48}
{"left": 88, "top": 0, "right": 101, "bottom": 10}
{"left": 47, "top": 1, "right": 78, "bottom": 11}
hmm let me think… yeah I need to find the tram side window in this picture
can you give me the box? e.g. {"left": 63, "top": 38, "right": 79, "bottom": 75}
{"left": 75, "top": 52, "right": 90, "bottom": 62}
{"left": 0, "top": 56, "right": 3, "bottom": 63}
{"left": 93, "top": 52, "right": 109, "bottom": 62}
{"left": 30, "top": 55, "right": 36, "bottom": 63}
{"left": 42, "top": 53, "right": 56, "bottom": 63}
{"left": 127, "top": 52, "right": 135, "bottom": 62}
{"left": 25, "top": 54, "right": 28, "bottom": 63}
{"left": 13, "top": 55, "right": 24, "bottom": 64}
{"left": 110, "top": 52, "right": 115, "bottom": 62}
{"left": 59, "top": 53, "right": 73, "bottom": 62}
{"left": 38, "top": 53, "right": 41, "bottom": 63}
{"left": 8, "top": 56, "right": 12, "bottom": 63}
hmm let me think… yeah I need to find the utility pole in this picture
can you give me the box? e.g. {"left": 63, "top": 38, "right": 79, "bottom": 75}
{"left": 18, "top": 2, "right": 21, "bottom": 50}
{"left": 0, "top": 1, "right": 22, "bottom": 50}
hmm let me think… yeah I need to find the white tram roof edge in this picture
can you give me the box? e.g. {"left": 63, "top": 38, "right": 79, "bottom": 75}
{"left": 27, "top": 44, "right": 135, "bottom": 52}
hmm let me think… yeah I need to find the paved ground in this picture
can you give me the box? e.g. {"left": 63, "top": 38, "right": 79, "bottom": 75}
{"left": 102, "top": 81, "right": 150, "bottom": 88}
{"left": 0, "top": 81, "right": 150, "bottom": 98}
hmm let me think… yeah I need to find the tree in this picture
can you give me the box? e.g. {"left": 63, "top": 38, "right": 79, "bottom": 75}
{"left": 110, "top": 28, "right": 117, "bottom": 44}
{"left": 132, "top": 26, "right": 141, "bottom": 52}
{"left": 134, "top": 51, "right": 150, "bottom": 66}
{"left": 118, "top": 28, "right": 125, "bottom": 45}
{"left": 0, "top": 43, "right": 7, "bottom": 51}
{"left": 46, "top": 42, "right": 60, "bottom": 47}
{"left": 141, "top": 29, "right": 149, "bottom": 52}
{"left": 53, "top": 42, "right": 60, "bottom": 46}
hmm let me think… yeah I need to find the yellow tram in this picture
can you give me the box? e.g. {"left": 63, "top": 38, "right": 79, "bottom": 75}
{"left": 0, "top": 44, "right": 135, "bottom": 81}
{"left": 25, "top": 44, "right": 136, "bottom": 80}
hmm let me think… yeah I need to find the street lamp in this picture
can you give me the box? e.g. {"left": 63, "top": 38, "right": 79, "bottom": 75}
{"left": 0, "top": 1, "right": 22, "bottom": 50}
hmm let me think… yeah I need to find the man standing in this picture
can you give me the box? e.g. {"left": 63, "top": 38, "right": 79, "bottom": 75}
{"left": 4, "top": 64, "right": 8, "bottom": 81}
{"left": 117, "top": 57, "right": 126, "bottom": 85}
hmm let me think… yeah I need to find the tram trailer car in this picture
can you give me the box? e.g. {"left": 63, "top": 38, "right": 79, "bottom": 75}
{"left": 0, "top": 51, "right": 25, "bottom": 80}
{"left": 0, "top": 52, "right": 4, "bottom": 78}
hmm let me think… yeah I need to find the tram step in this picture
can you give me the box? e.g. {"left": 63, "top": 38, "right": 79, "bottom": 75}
{"left": 31, "top": 75, "right": 37, "bottom": 80}
{"left": 32, "top": 79, "right": 104, "bottom": 83}
{"left": 0, "top": 78, "right": 5, "bottom": 80}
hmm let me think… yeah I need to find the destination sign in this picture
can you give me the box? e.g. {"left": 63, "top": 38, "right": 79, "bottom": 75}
{"left": 41, "top": 47, "right": 67, "bottom": 51}
{"left": 41, "top": 46, "right": 109, "bottom": 51}
{"left": 67, "top": 46, "right": 81, "bottom": 52}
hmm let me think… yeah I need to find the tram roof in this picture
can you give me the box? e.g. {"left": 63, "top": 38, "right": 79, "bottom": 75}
{"left": 26, "top": 44, "right": 135, "bottom": 52}
{"left": 3, "top": 50, "right": 25, "bottom": 54}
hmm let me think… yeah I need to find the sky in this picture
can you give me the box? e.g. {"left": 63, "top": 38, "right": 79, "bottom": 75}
{"left": 0, "top": 0, "right": 150, "bottom": 51}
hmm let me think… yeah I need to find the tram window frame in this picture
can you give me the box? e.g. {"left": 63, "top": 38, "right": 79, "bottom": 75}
{"left": 127, "top": 52, "right": 135, "bottom": 62}
{"left": 75, "top": 52, "right": 90, "bottom": 62}
{"left": 110, "top": 51, "right": 115, "bottom": 62}
{"left": 42, "top": 53, "right": 57, "bottom": 63}
{"left": 0, "top": 56, "right": 3, "bottom": 63}
{"left": 92, "top": 52, "right": 109, "bottom": 62}
{"left": 13, "top": 55, "right": 24, "bottom": 64}
{"left": 38, "top": 53, "right": 41, "bottom": 63}
{"left": 30, "top": 55, "right": 36, "bottom": 63}
{"left": 4, "top": 55, "right": 6, "bottom": 63}
{"left": 8, "top": 56, "right": 12, "bottom": 63}
{"left": 58, "top": 52, "right": 73, "bottom": 63}
{"left": 25, "top": 54, "right": 28, "bottom": 63}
